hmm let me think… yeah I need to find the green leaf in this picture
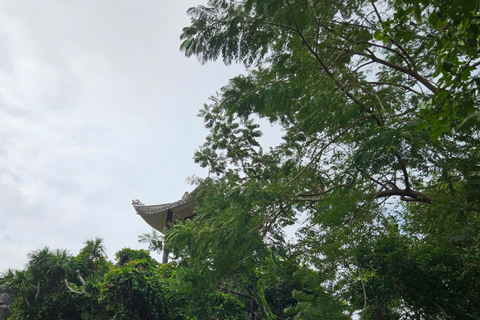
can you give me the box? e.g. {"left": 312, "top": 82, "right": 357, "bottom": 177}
{"left": 413, "top": 4, "right": 422, "bottom": 23}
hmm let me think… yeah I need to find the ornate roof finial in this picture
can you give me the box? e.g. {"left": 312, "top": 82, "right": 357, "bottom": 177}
{"left": 132, "top": 199, "right": 145, "bottom": 206}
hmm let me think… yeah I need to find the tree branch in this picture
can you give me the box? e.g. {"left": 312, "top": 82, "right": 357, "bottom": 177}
{"left": 281, "top": 116, "right": 374, "bottom": 191}
{"left": 285, "top": 0, "right": 383, "bottom": 124}
{"left": 35, "top": 282, "right": 40, "bottom": 301}
{"left": 217, "top": 284, "right": 254, "bottom": 300}
{"left": 75, "top": 270, "right": 86, "bottom": 293}
{"left": 354, "top": 254, "right": 367, "bottom": 320}
{"left": 64, "top": 279, "right": 89, "bottom": 295}
{"left": 350, "top": 51, "right": 437, "bottom": 93}
{"left": 368, "top": 81, "right": 424, "bottom": 96}
{"left": 373, "top": 188, "right": 435, "bottom": 203}
{"left": 297, "top": 187, "right": 337, "bottom": 198}
{"left": 395, "top": 153, "right": 410, "bottom": 190}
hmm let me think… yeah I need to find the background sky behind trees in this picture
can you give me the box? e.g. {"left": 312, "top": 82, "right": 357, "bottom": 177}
{"left": 0, "top": 0, "right": 280, "bottom": 270}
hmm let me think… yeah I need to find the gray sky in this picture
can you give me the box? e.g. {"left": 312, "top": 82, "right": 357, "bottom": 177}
{"left": 0, "top": 0, "right": 259, "bottom": 270}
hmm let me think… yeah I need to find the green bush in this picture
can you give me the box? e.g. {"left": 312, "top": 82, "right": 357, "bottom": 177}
{"left": 100, "top": 256, "right": 168, "bottom": 320}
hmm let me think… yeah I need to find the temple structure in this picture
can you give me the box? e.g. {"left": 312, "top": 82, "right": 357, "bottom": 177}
{"left": 132, "top": 192, "right": 195, "bottom": 263}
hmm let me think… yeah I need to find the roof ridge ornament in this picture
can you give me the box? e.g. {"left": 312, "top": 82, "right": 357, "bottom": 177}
{"left": 132, "top": 199, "right": 145, "bottom": 206}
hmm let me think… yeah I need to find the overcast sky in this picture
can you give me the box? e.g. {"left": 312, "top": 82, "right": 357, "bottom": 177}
{"left": 0, "top": 0, "right": 280, "bottom": 270}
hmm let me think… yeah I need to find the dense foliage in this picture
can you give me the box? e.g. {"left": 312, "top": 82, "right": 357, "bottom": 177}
{"left": 2, "top": 0, "right": 480, "bottom": 319}
{"left": 0, "top": 239, "right": 111, "bottom": 319}
{"left": 0, "top": 241, "right": 264, "bottom": 320}
{"left": 0, "top": 242, "right": 175, "bottom": 319}
{"left": 164, "top": 0, "right": 480, "bottom": 319}
{"left": 99, "top": 249, "right": 167, "bottom": 320}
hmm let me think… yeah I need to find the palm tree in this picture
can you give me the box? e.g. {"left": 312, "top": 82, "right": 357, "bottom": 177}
{"left": 0, "top": 269, "right": 35, "bottom": 307}
{"left": 77, "top": 238, "right": 110, "bottom": 275}
{"left": 46, "top": 249, "right": 75, "bottom": 279}
{"left": 79, "top": 238, "right": 107, "bottom": 261}
{"left": 28, "top": 247, "right": 74, "bottom": 284}
{"left": 2, "top": 242, "right": 109, "bottom": 319}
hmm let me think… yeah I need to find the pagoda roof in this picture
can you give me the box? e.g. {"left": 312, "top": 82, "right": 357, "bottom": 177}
{"left": 132, "top": 193, "right": 195, "bottom": 234}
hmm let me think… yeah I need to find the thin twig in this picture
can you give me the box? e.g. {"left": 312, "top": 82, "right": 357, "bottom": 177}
{"left": 353, "top": 255, "right": 367, "bottom": 320}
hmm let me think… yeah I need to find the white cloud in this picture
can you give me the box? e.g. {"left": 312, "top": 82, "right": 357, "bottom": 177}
{"left": 0, "top": 0, "right": 249, "bottom": 270}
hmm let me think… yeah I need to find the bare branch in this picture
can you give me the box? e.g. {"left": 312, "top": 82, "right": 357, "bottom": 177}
{"left": 350, "top": 51, "right": 437, "bottom": 93}
{"left": 64, "top": 279, "right": 89, "bottom": 296}
{"left": 35, "top": 282, "right": 40, "bottom": 301}
{"left": 354, "top": 255, "right": 367, "bottom": 320}
{"left": 297, "top": 187, "right": 337, "bottom": 198}
{"left": 369, "top": 81, "right": 424, "bottom": 96}
{"left": 395, "top": 153, "right": 410, "bottom": 190}
{"left": 373, "top": 188, "right": 435, "bottom": 203}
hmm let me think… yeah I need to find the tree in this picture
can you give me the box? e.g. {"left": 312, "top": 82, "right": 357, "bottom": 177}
{"left": 0, "top": 243, "right": 111, "bottom": 319}
{"left": 78, "top": 238, "right": 107, "bottom": 262}
{"left": 99, "top": 249, "right": 168, "bottom": 320}
{"left": 2, "top": 240, "right": 261, "bottom": 320}
{"left": 77, "top": 237, "right": 110, "bottom": 275}
{"left": 139, "top": 229, "right": 164, "bottom": 255}
{"left": 166, "top": 0, "right": 480, "bottom": 318}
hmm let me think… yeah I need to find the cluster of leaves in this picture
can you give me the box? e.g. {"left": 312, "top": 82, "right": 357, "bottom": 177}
{"left": 162, "top": 0, "right": 480, "bottom": 319}
{"left": 0, "top": 239, "right": 110, "bottom": 319}
{"left": 99, "top": 250, "right": 167, "bottom": 320}
{"left": 0, "top": 241, "right": 173, "bottom": 320}
{"left": 1, "top": 239, "right": 277, "bottom": 320}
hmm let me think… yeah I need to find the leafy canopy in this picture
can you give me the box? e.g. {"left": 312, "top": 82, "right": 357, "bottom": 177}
{"left": 165, "top": 0, "right": 480, "bottom": 319}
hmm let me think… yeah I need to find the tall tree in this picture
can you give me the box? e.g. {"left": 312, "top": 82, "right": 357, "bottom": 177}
{"left": 0, "top": 243, "right": 111, "bottom": 319}
{"left": 167, "top": 0, "right": 480, "bottom": 318}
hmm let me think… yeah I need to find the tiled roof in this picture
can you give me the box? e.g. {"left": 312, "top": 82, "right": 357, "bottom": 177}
{"left": 132, "top": 193, "right": 193, "bottom": 215}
